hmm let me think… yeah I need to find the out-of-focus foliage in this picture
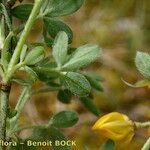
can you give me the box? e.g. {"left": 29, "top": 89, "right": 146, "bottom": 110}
{"left": 10, "top": 0, "right": 150, "bottom": 149}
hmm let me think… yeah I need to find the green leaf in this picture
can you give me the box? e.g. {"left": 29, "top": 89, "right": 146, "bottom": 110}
{"left": 37, "top": 71, "right": 60, "bottom": 82}
{"left": 11, "top": 35, "right": 18, "bottom": 53}
{"left": 68, "top": 47, "right": 76, "bottom": 54}
{"left": 101, "top": 140, "right": 115, "bottom": 150}
{"left": 43, "top": 18, "right": 73, "bottom": 43}
{"left": 63, "top": 72, "right": 91, "bottom": 96}
{"left": 135, "top": 51, "right": 150, "bottom": 78}
{"left": 50, "top": 111, "right": 78, "bottom": 128}
{"left": 24, "top": 46, "right": 45, "bottom": 65}
{"left": 57, "top": 89, "right": 72, "bottom": 104}
{"left": 44, "top": 37, "right": 54, "bottom": 48}
{"left": 33, "top": 64, "right": 60, "bottom": 81}
{"left": 31, "top": 126, "right": 71, "bottom": 150}
{"left": 84, "top": 72, "right": 104, "bottom": 81}
{"left": 11, "top": 4, "right": 33, "bottom": 20}
{"left": 84, "top": 73, "right": 103, "bottom": 91}
{"left": 53, "top": 31, "right": 68, "bottom": 67}
{"left": 36, "top": 57, "right": 55, "bottom": 67}
{"left": 80, "top": 97, "right": 100, "bottom": 116}
{"left": 24, "top": 66, "right": 38, "bottom": 82}
{"left": 44, "top": 0, "right": 84, "bottom": 17}
{"left": 63, "top": 44, "right": 101, "bottom": 71}
{"left": 5, "top": 52, "right": 11, "bottom": 65}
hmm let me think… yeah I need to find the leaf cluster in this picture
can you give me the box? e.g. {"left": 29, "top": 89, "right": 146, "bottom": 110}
{"left": 0, "top": 0, "right": 103, "bottom": 149}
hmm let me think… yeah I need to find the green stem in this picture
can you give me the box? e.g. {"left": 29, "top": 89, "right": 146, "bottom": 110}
{"left": 135, "top": 122, "right": 150, "bottom": 129}
{"left": 32, "top": 87, "right": 61, "bottom": 94}
{"left": 9, "top": 86, "right": 31, "bottom": 131}
{"left": 142, "top": 137, "right": 150, "bottom": 150}
{"left": 5, "top": 62, "right": 25, "bottom": 82}
{"left": 7, "top": 0, "right": 43, "bottom": 80}
{"left": 0, "top": 88, "right": 10, "bottom": 150}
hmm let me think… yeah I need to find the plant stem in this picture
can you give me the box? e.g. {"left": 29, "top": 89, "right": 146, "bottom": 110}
{"left": 135, "top": 122, "right": 150, "bottom": 129}
{"left": 7, "top": 0, "right": 43, "bottom": 80}
{"left": 9, "top": 86, "right": 31, "bottom": 131}
{"left": 0, "top": 87, "right": 10, "bottom": 150}
{"left": 142, "top": 137, "right": 150, "bottom": 150}
{"left": 32, "top": 87, "right": 61, "bottom": 94}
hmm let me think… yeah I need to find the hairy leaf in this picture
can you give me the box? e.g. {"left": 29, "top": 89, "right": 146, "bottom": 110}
{"left": 24, "top": 46, "right": 45, "bottom": 65}
{"left": 44, "top": 0, "right": 84, "bottom": 17}
{"left": 57, "top": 89, "right": 72, "bottom": 104}
{"left": 135, "top": 51, "right": 150, "bottom": 78}
{"left": 84, "top": 73, "right": 103, "bottom": 91}
{"left": 53, "top": 31, "right": 68, "bottom": 67}
{"left": 80, "top": 97, "right": 100, "bottom": 116}
{"left": 43, "top": 18, "right": 73, "bottom": 43}
{"left": 24, "top": 66, "right": 38, "bottom": 82}
{"left": 62, "top": 72, "right": 91, "bottom": 96}
{"left": 11, "top": 4, "right": 33, "bottom": 20}
{"left": 63, "top": 44, "right": 101, "bottom": 70}
{"left": 50, "top": 111, "right": 78, "bottom": 128}
{"left": 34, "top": 65, "right": 60, "bottom": 81}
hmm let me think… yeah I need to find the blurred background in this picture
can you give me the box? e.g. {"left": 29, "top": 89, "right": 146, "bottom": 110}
{"left": 10, "top": 0, "right": 150, "bottom": 149}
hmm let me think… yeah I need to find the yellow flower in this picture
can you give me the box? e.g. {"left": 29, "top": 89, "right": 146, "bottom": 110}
{"left": 92, "top": 112, "right": 134, "bottom": 146}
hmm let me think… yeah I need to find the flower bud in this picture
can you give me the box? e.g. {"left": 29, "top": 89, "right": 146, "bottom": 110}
{"left": 92, "top": 112, "right": 134, "bottom": 145}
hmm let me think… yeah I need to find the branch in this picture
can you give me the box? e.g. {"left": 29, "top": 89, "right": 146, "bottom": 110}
{"left": 7, "top": 0, "right": 44, "bottom": 82}
{"left": 9, "top": 86, "right": 32, "bottom": 130}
